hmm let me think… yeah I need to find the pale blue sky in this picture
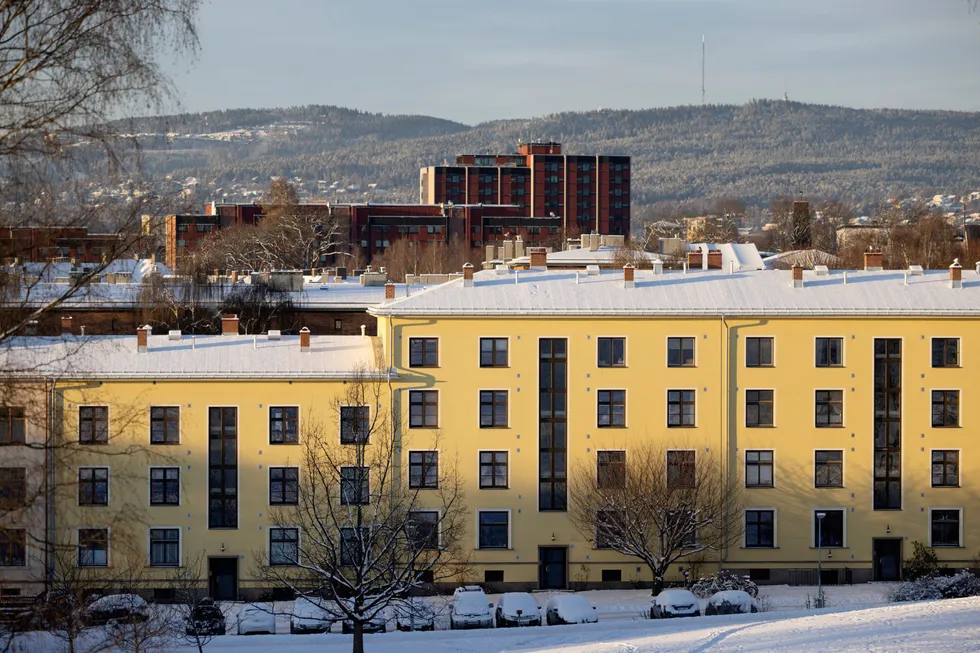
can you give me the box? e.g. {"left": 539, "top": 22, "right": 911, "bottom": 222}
{"left": 166, "top": 0, "right": 980, "bottom": 123}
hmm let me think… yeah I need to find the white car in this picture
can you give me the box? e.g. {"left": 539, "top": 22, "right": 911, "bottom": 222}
{"left": 705, "top": 590, "right": 758, "bottom": 615}
{"left": 290, "top": 597, "right": 335, "bottom": 634}
{"left": 237, "top": 603, "right": 276, "bottom": 635}
{"left": 495, "top": 592, "right": 542, "bottom": 627}
{"left": 394, "top": 597, "right": 435, "bottom": 631}
{"left": 545, "top": 594, "right": 598, "bottom": 625}
{"left": 449, "top": 586, "right": 494, "bottom": 630}
{"left": 651, "top": 589, "right": 701, "bottom": 619}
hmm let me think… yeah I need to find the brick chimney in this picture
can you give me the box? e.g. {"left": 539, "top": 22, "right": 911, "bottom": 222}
{"left": 863, "top": 248, "right": 883, "bottom": 271}
{"left": 463, "top": 262, "right": 474, "bottom": 288}
{"left": 231, "top": 270, "right": 238, "bottom": 284}
{"left": 707, "top": 249, "right": 723, "bottom": 270}
{"left": 299, "top": 326, "right": 311, "bottom": 351}
{"left": 384, "top": 281, "right": 395, "bottom": 300}
{"left": 687, "top": 248, "right": 703, "bottom": 270}
{"left": 529, "top": 247, "right": 547, "bottom": 269}
{"left": 950, "top": 258, "right": 963, "bottom": 289}
{"left": 623, "top": 264, "right": 635, "bottom": 289}
{"left": 137, "top": 325, "right": 150, "bottom": 353}
{"left": 791, "top": 264, "right": 804, "bottom": 288}
{"left": 61, "top": 315, "right": 73, "bottom": 335}
{"left": 221, "top": 314, "right": 239, "bottom": 335}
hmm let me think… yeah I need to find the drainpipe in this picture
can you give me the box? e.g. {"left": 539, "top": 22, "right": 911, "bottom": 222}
{"left": 721, "top": 314, "right": 731, "bottom": 567}
{"left": 46, "top": 379, "right": 56, "bottom": 589}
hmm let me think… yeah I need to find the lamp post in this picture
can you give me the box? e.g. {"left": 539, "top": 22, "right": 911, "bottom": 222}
{"left": 816, "top": 512, "right": 826, "bottom": 609}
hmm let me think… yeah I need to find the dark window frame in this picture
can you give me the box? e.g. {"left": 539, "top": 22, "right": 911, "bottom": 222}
{"left": 340, "top": 466, "right": 369, "bottom": 505}
{"left": 0, "top": 407, "right": 25, "bottom": 445}
{"left": 149, "top": 528, "right": 180, "bottom": 567}
{"left": 597, "top": 337, "right": 626, "bottom": 368}
{"left": 815, "top": 390, "right": 844, "bottom": 427}
{"left": 667, "top": 337, "right": 696, "bottom": 367}
{"left": 746, "top": 337, "right": 774, "bottom": 367}
{"left": 931, "top": 390, "right": 960, "bottom": 427}
{"left": 409, "top": 391, "right": 438, "bottom": 428}
{"left": 479, "top": 451, "right": 508, "bottom": 489}
{"left": 597, "top": 450, "right": 626, "bottom": 489}
{"left": 407, "top": 510, "right": 439, "bottom": 551}
{"left": 340, "top": 405, "right": 370, "bottom": 444}
{"left": 479, "top": 391, "right": 508, "bottom": 428}
{"left": 745, "top": 510, "right": 774, "bottom": 548}
{"left": 208, "top": 407, "right": 238, "bottom": 529}
{"left": 745, "top": 450, "right": 774, "bottom": 488}
{"left": 480, "top": 338, "right": 508, "bottom": 368}
{"left": 78, "top": 528, "right": 108, "bottom": 567}
{"left": 409, "top": 337, "right": 439, "bottom": 368}
{"left": 667, "top": 450, "right": 696, "bottom": 489}
{"left": 595, "top": 509, "right": 622, "bottom": 549}
{"left": 932, "top": 450, "right": 959, "bottom": 487}
{"left": 745, "top": 390, "right": 774, "bottom": 427}
{"left": 815, "top": 337, "right": 844, "bottom": 367}
{"left": 478, "top": 511, "right": 509, "bottom": 549}
{"left": 539, "top": 338, "right": 567, "bottom": 511}
{"left": 78, "top": 467, "right": 108, "bottom": 506}
{"left": 150, "top": 467, "right": 180, "bottom": 506}
{"left": 813, "top": 510, "right": 845, "bottom": 548}
{"left": 597, "top": 390, "right": 626, "bottom": 428}
{"left": 269, "top": 467, "right": 299, "bottom": 505}
{"left": 667, "top": 390, "right": 696, "bottom": 427}
{"left": 0, "top": 528, "right": 26, "bottom": 566}
{"left": 150, "top": 406, "right": 180, "bottom": 445}
{"left": 931, "top": 338, "right": 959, "bottom": 368}
{"left": 931, "top": 509, "right": 961, "bottom": 547}
{"left": 79, "top": 406, "right": 108, "bottom": 444}
{"left": 408, "top": 451, "right": 438, "bottom": 489}
{"left": 269, "top": 527, "right": 299, "bottom": 565}
{"left": 0, "top": 468, "right": 26, "bottom": 509}
{"left": 269, "top": 406, "right": 299, "bottom": 444}
{"left": 814, "top": 450, "right": 844, "bottom": 488}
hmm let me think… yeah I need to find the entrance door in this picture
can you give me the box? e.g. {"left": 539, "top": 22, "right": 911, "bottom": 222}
{"left": 209, "top": 557, "right": 238, "bottom": 601}
{"left": 873, "top": 539, "right": 902, "bottom": 581}
{"left": 538, "top": 547, "right": 567, "bottom": 590}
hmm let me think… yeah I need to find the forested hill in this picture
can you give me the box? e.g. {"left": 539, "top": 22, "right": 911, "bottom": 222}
{"left": 126, "top": 101, "right": 980, "bottom": 209}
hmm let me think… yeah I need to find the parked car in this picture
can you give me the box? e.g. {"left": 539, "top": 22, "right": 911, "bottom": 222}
{"left": 84, "top": 594, "right": 150, "bottom": 627}
{"left": 651, "top": 589, "right": 701, "bottom": 619}
{"left": 185, "top": 597, "right": 226, "bottom": 637}
{"left": 394, "top": 597, "right": 435, "bottom": 631}
{"left": 545, "top": 594, "right": 598, "bottom": 625}
{"left": 290, "top": 597, "right": 335, "bottom": 634}
{"left": 237, "top": 603, "right": 276, "bottom": 635}
{"left": 705, "top": 590, "right": 758, "bottom": 615}
{"left": 449, "top": 586, "right": 494, "bottom": 630}
{"left": 28, "top": 591, "right": 80, "bottom": 630}
{"left": 341, "top": 612, "right": 386, "bottom": 634}
{"left": 495, "top": 592, "right": 542, "bottom": 628}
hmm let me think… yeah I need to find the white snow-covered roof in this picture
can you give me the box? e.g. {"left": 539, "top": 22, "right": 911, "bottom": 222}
{"left": 0, "top": 334, "right": 381, "bottom": 379}
{"left": 509, "top": 245, "right": 659, "bottom": 268}
{"left": 687, "top": 243, "right": 765, "bottom": 271}
{"left": 371, "top": 267, "right": 980, "bottom": 318}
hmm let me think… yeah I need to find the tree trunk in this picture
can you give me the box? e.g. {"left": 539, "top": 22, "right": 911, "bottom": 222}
{"left": 652, "top": 570, "right": 666, "bottom": 595}
{"left": 352, "top": 620, "right": 364, "bottom": 653}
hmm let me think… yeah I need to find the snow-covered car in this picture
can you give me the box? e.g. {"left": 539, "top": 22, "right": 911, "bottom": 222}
{"left": 705, "top": 590, "right": 758, "bottom": 615}
{"left": 237, "top": 603, "right": 276, "bottom": 635}
{"left": 84, "top": 594, "right": 150, "bottom": 627}
{"left": 394, "top": 597, "right": 435, "bottom": 631}
{"left": 651, "top": 589, "right": 701, "bottom": 619}
{"left": 449, "top": 586, "right": 494, "bottom": 630}
{"left": 185, "top": 598, "right": 225, "bottom": 636}
{"left": 290, "top": 597, "right": 335, "bottom": 634}
{"left": 341, "top": 612, "right": 386, "bottom": 634}
{"left": 545, "top": 594, "right": 598, "bottom": 625}
{"left": 494, "top": 592, "right": 542, "bottom": 627}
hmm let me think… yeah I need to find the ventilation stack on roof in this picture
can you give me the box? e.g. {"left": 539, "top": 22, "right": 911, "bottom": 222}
{"left": 61, "top": 315, "right": 73, "bottom": 335}
{"left": 529, "top": 248, "right": 547, "bottom": 269}
{"left": 502, "top": 239, "right": 514, "bottom": 261}
{"left": 791, "top": 264, "right": 804, "bottom": 289}
{"left": 515, "top": 236, "right": 525, "bottom": 259}
{"left": 231, "top": 270, "right": 238, "bottom": 283}
{"left": 623, "top": 264, "right": 635, "bottom": 289}
{"left": 589, "top": 233, "right": 600, "bottom": 252}
{"left": 137, "top": 325, "right": 150, "bottom": 353}
{"left": 651, "top": 258, "right": 664, "bottom": 275}
{"left": 950, "top": 258, "right": 963, "bottom": 289}
{"left": 221, "top": 314, "right": 239, "bottom": 335}
{"left": 707, "top": 249, "right": 723, "bottom": 270}
{"left": 299, "top": 327, "right": 311, "bottom": 351}
{"left": 168, "top": 330, "right": 182, "bottom": 341}
{"left": 687, "top": 248, "right": 703, "bottom": 270}
{"left": 485, "top": 244, "right": 495, "bottom": 265}
{"left": 462, "top": 262, "right": 474, "bottom": 288}
{"left": 267, "top": 330, "right": 282, "bottom": 340}
{"left": 864, "top": 248, "right": 883, "bottom": 271}
{"left": 384, "top": 281, "right": 395, "bottom": 300}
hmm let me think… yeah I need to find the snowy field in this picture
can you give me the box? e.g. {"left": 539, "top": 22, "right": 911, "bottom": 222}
{"left": 17, "top": 584, "right": 980, "bottom": 652}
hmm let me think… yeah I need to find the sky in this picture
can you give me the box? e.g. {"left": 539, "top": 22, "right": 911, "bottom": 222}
{"left": 165, "top": 0, "right": 980, "bottom": 124}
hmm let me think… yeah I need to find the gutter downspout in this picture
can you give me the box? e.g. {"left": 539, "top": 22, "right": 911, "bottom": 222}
{"left": 721, "top": 314, "right": 731, "bottom": 568}
{"left": 46, "top": 379, "right": 56, "bottom": 589}
{"left": 388, "top": 316, "right": 396, "bottom": 505}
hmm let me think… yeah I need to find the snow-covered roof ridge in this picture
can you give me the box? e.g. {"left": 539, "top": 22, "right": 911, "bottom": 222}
{"left": 370, "top": 268, "right": 980, "bottom": 318}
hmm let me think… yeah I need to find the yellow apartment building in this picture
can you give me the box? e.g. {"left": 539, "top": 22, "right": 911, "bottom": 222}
{"left": 2, "top": 251, "right": 979, "bottom": 599}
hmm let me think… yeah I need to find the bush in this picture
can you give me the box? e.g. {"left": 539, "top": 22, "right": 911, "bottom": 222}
{"left": 891, "top": 569, "right": 980, "bottom": 602}
{"left": 691, "top": 571, "right": 759, "bottom": 599}
{"left": 903, "top": 541, "right": 942, "bottom": 580}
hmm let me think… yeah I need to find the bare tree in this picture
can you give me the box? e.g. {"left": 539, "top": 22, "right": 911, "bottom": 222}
{"left": 163, "top": 555, "right": 227, "bottom": 653}
{"left": 258, "top": 366, "right": 468, "bottom": 653}
{"left": 569, "top": 440, "right": 741, "bottom": 595}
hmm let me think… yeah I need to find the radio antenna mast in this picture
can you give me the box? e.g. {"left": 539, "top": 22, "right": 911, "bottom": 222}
{"left": 701, "top": 34, "right": 706, "bottom": 106}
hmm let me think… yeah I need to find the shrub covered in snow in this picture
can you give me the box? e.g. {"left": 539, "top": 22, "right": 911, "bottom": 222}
{"left": 903, "top": 541, "right": 942, "bottom": 580}
{"left": 891, "top": 569, "right": 980, "bottom": 602}
{"left": 704, "top": 590, "right": 758, "bottom": 615}
{"left": 691, "top": 570, "right": 759, "bottom": 599}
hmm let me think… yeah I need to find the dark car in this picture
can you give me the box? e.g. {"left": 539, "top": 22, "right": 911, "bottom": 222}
{"left": 185, "top": 598, "right": 226, "bottom": 637}
{"left": 83, "top": 594, "right": 150, "bottom": 627}
{"left": 341, "top": 613, "right": 386, "bottom": 634}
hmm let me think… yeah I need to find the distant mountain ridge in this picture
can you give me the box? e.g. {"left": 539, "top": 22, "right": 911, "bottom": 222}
{"left": 124, "top": 101, "right": 980, "bottom": 210}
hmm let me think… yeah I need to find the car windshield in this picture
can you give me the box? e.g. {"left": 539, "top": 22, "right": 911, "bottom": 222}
{"left": 454, "top": 591, "right": 488, "bottom": 613}
{"left": 500, "top": 593, "right": 538, "bottom": 616}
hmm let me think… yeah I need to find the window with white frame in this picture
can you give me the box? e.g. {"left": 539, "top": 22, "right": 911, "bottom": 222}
{"left": 78, "top": 528, "right": 108, "bottom": 567}
{"left": 931, "top": 509, "right": 961, "bottom": 547}
{"left": 149, "top": 528, "right": 180, "bottom": 567}
{"left": 745, "top": 510, "right": 774, "bottom": 548}
{"left": 269, "top": 527, "right": 299, "bottom": 565}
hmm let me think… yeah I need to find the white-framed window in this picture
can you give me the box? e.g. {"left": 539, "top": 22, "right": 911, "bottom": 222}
{"left": 477, "top": 510, "right": 510, "bottom": 549}
{"left": 149, "top": 528, "right": 180, "bottom": 567}
{"left": 744, "top": 508, "right": 776, "bottom": 548}
{"left": 269, "top": 527, "right": 299, "bottom": 565}
{"left": 929, "top": 508, "right": 962, "bottom": 547}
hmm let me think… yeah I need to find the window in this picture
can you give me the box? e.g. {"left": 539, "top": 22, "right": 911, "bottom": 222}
{"left": 409, "top": 338, "right": 438, "bottom": 367}
{"left": 667, "top": 337, "right": 696, "bottom": 367}
{"left": 0, "top": 468, "right": 26, "bottom": 509}
{"left": 78, "top": 528, "right": 108, "bottom": 567}
{"left": 932, "top": 338, "right": 959, "bottom": 368}
{"left": 814, "top": 451, "right": 843, "bottom": 488}
{"left": 340, "top": 467, "right": 369, "bottom": 505}
{"left": 667, "top": 390, "right": 696, "bottom": 427}
{"left": 667, "top": 451, "right": 695, "bottom": 488}
{"left": 479, "top": 452, "right": 508, "bottom": 488}
{"left": 150, "top": 468, "right": 180, "bottom": 506}
{"left": 78, "top": 468, "right": 108, "bottom": 506}
{"left": 268, "top": 406, "right": 298, "bottom": 444}
{"left": 269, "top": 467, "right": 299, "bottom": 505}
{"left": 601, "top": 569, "right": 622, "bottom": 582}
{"left": 813, "top": 510, "right": 844, "bottom": 547}
{"left": 595, "top": 510, "right": 623, "bottom": 549}
{"left": 409, "top": 391, "right": 438, "bottom": 428}
{"left": 932, "top": 391, "right": 959, "bottom": 427}
{"left": 874, "top": 338, "right": 903, "bottom": 510}
{"left": 931, "top": 509, "right": 961, "bottom": 547}
{"left": 150, "top": 407, "right": 179, "bottom": 444}
{"left": 208, "top": 407, "right": 238, "bottom": 529}
{"left": 745, "top": 510, "right": 774, "bottom": 548}
{"left": 269, "top": 528, "right": 299, "bottom": 565}
{"left": 597, "top": 451, "right": 626, "bottom": 489}
{"left": 815, "top": 338, "right": 843, "bottom": 367}
{"left": 815, "top": 390, "right": 843, "bottom": 427}
{"left": 745, "top": 390, "right": 774, "bottom": 427}
{"left": 539, "top": 338, "right": 567, "bottom": 511}
{"left": 340, "top": 527, "right": 368, "bottom": 566}
{"left": 0, "top": 529, "right": 25, "bottom": 566}
{"left": 149, "top": 528, "right": 179, "bottom": 567}
{"left": 409, "top": 451, "right": 438, "bottom": 489}
{"left": 0, "top": 408, "right": 26, "bottom": 444}
{"left": 79, "top": 406, "right": 108, "bottom": 444}
{"left": 407, "top": 511, "right": 439, "bottom": 551}
{"left": 480, "top": 391, "right": 508, "bottom": 428}
{"left": 478, "top": 511, "right": 508, "bottom": 549}
{"left": 597, "top": 390, "right": 625, "bottom": 427}
{"left": 340, "top": 406, "right": 370, "bottom": 444}
{"left": 480, "top": 338, "right": 508, "bottom": 367}
{"left": 333, "top": 319, "right": 342, "bottom": 331}
{"left": 745, "top": 337, "right": 773, "bottom": 367}
{"left": 745, "top": 451, "right": 774, "bottom": 488}
{"left": 932, "top": 451, "right": 959, "bottom": 487}
{"left": 597, "top": 337, "right": 625, "bottom": 367}
{"left": 665, "top": 510, "right": 698, "bottom": 548}
{"left": 485, "top": 570, "right": 504, "bottom": 583}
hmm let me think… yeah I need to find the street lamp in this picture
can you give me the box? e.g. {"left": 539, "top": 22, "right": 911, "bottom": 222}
{"left": 816, "top": 512, "right": 826, "bottom": 609}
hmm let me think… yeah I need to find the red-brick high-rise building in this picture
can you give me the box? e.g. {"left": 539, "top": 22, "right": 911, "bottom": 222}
{"left": 419, "top": 141, "right": 630, "bottom": 235}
